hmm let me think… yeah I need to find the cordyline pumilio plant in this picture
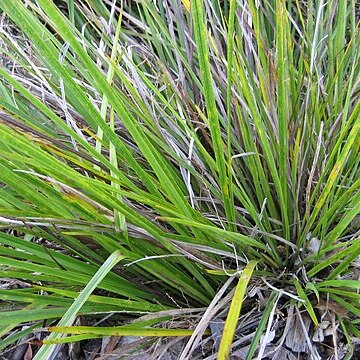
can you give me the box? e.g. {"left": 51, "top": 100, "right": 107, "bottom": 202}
{"left": 0, "top": 0, "right": 359, "bottom": 359}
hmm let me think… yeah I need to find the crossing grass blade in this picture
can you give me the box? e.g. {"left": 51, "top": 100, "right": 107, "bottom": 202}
{"left": 45, "top": 326, "right": 196, "bottom": 339}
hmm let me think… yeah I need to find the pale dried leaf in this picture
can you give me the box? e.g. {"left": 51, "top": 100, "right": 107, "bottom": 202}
{"left": 285, "top": 312, "right": 311, "bottom": 352}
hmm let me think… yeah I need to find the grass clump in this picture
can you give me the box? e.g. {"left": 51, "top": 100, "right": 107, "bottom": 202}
{"left": 0, "top": 0, "right": 359, "bottom": 358}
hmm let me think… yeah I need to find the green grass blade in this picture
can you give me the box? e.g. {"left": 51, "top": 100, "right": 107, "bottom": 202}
{"left": 33, "top": 250, "right": 124, "bottom": 360}
{"left": 191, "top": 0, "right": 235, "bottom": 229}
